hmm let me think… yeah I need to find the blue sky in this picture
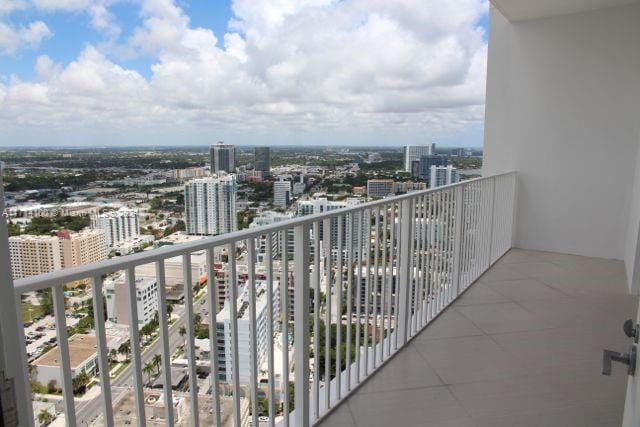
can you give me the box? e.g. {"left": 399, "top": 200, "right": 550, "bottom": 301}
{"left": 0, "top": 0, "right": 489, "bottom": 147}
{"left": 0, "top": 1, "right": 235, "bottom": 79}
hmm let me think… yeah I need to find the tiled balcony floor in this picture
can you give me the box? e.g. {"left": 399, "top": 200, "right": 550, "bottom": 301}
{"left": 319, "top": 249, "right": 638, "bottom": 427}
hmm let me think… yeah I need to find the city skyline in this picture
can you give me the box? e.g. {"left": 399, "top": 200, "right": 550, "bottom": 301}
{"left": 0, "top": 0, "right": 489, "bottom": 148}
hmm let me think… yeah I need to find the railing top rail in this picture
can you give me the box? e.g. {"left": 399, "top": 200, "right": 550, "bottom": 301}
{"left": 11, "top": 171, "right": 515, "bottom": 293}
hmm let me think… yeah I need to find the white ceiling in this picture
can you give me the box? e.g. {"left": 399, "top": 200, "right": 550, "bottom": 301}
{"left": 491, "top": 0, "right": 640, "bottom": 21}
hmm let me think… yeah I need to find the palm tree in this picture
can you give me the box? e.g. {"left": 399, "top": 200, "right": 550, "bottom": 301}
{"left": 118, "top": 341, "right": 131, "bottom": 361}
{"left": 167, "top": 304, "right": 174, "bottom": 318}
{"left": 143, "top": 361, "right": 155, "bottom": 386}
{"left": 140, "top": 324, "right": 151, "bottom": 344}
{"left": 179, "top": 326, "right": 187, "bottom": 348}
{"left": 37, "top": 409, "right": 54, "bottom": 426}
{"left": 109, "top": 348, "right": 118, "bottom": 363}
{"left": 152, "top": 354, "right": 162, "bottom": 374}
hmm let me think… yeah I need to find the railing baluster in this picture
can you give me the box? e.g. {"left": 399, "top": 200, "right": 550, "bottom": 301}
{"left": 182, "top": 253, "right": 199, "bottom": 426}
{"left": 312, "top": 221, "right": 320, "bottom": 420}
{"left": 336, "top": 214, "right": 343, "bottom": 400}
{"left": 372, "top": 208, "right": 379, "bottom": 367}
{"left": 380, "top": 204, "right": 387, "bottom": 362}
{"left": 227, "top": 243, "right": 242, "bottom": 427}
{"left": 355, "top": 210, "right": 362, "bottom": 382}
{"left": 407, "top": 198, "right": 416, "bottom": 337}
{"left": 452, "top": 186, "right": 464, "bottom": 299}
{"left": 155, "top": 260, "right": 174, "bottom": 427}
{"left": 205, "top": 248, "right": 222, "bottom": 427}
{"left": 444, "top": 189, "right": 453, "bottom": 306}
{"left": 52, "top": 285, "right": 76, "bottom": 426}
{"left": 393, "top": 201, "right": 403, "bottom": 351}
{"left": 322, "top": 217, "right": 331, "bottom": 410}
{"left": 363, "top": 209, "right": 371, "bottom": 374}
{"left": 418, "top": 195, "right": 427, "bottom": 328}
{"left": 293, "top": 224, "right": 310, "bottom": 427}
{"left": 246, "top": 240, "right": 259, "bottom": 427}
{"left": 280, "top": 232, "right": 290, "bottom": 427}
{"left": 387, "top": 202, "right": 395, "bottom": 356}
{"left": 412, "top": 197, "right": 423, "bottom": 335}
{"left": 265, "top": 234, "right": 276, "bottom": 427}
{"left": 91, "top": 274, "right": 114, "bottom": 427}
{"left": 397, "top": 199, "right": 411, "bottom": 346}
{"left": 345, "top": 214, "right": 354, "bottom": 391}
{"left": 125, "top": 267, "right": 146, "bottom": 427}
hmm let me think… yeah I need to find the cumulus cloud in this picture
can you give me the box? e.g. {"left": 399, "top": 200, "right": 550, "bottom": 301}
{"left": 33, "top": 0, "right": 122, "bottom": 37}
{"left": 0, "top": 20, "right": 52, "bottom": 54}
{"left": 0, "top": 0, "right": 489, "bottom": 144}
{"left": 0, "top": 0, "right": 27, "bottom": 15}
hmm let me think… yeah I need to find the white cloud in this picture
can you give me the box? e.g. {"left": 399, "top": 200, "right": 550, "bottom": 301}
{"left": 0, "top": 0, "right": 489, "bottom": 145}
{"left": 0, "top": 20, "right": 52, "bottom": 54}
{"left": 0, "top": 0, "right": 27, "bottom": 15}
{"left": 33, "top": 0, "right": 121, "bottom": 37}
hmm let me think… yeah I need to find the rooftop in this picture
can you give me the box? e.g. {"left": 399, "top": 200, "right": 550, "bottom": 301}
{"left": 34, "top": 333, "right": 115, "bottom": 369}
{"left": 319, "top": 249, "right": 636, "bottom": 427}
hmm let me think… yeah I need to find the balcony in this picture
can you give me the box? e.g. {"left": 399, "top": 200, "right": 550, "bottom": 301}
{"left": 319, "top": 249, "right": 635, "bottom": 427}
{"left": 1, "top": 172, "right": 523, "bottom": 426}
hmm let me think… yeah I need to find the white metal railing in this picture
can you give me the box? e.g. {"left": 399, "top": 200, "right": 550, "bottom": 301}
{"left": 1, "top": 171, "right": 516, "bottom": 427}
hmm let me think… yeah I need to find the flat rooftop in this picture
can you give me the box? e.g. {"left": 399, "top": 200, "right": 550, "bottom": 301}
{"left": 34, "top": 333, "right": 114, "bottom": 369}
{"left": 319, "top": 249, "right": 637, "bottom": 427}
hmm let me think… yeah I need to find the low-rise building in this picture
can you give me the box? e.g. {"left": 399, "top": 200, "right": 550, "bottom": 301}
{"left": 33, "top": 333, "right": 119, "bottom": 388}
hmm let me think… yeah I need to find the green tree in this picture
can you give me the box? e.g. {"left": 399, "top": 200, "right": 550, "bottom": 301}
{"left": 143, "top": 362, "right": 155, "bottom": 386}
{"left": 37, "top": 409, "right": 54, "bottom": 426}
{"left": 72, "top": 371, "right": 91, "bottom": 394}
{"left": 152, "top": 354, "right": 162, "bottom": 374}
{"left": 7, "top": 221, "right": 20, "bottom": 236}
{"left": 118, "top": 341, "right": 131, "bottom": 361}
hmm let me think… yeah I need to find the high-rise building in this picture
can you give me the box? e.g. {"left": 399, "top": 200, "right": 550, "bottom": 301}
{"left": 417, "top": 154, "right": 449, "bottom": 183}
{"left": 249, "top": 211, "right": 294, "bottom": 262}
{"left": 430, "top": 165, "right": 460, "bottom": 188}
{"left": 104, "top": 276, "right": 159, "bottom": 327}
{"left": 57, "top": 229, "right": 108, "bottom": 268}
{"left": 184, "top": 174, "right": 237, "bottom": 236}
{"left": 404, "top": 144, "right": 435, "bottom": 171}
{"left": 8, "top": 235, "right": 62, "bottom": 280}
{"left": 367, "top": 179, "right": 395, "bottom": 198}
{"left": 273, "top": 177, "right": 292, "bottom": 208}
{"left": 210, "top": 142, "right": 236, "bottom": 173}
{"left": 292, "top": 175, "right": 306, "bottom": 195}
{"left": 91, "top": 208, "right": 140, "bottom": 247}
{"left": 215, "top": 280, "right": 280, "bottom": 384}
{"left": 297, "top": 197, "right": 362, "bottom": 259}
{"left": 254, "top": 147, "right": 270, "bottom": 178}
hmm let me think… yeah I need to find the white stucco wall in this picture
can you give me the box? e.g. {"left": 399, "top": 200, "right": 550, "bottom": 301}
{"left": 483, "top": 4, "right": 640, "bottom": 264}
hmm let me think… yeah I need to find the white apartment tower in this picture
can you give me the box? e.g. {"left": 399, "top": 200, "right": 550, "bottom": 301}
{"left": 91, "top": 208, "right": 140, "bottom": 247}
{"left": 215, "top": 281, "right": 280, "bottom": 384}
{"left": 430, "top": 165, "right": 460, "bottom": 188}
{"left": 184, "top": 174, "right": 238, "bottom": 236}
{"left": 104, "top": 276, "right": 159, "bottom": 327}
{"left": 273, "top": 178, "right": 292, "bottom": 208}
{"left": 404, "top": 144, "right": 435, "bottom": 171}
